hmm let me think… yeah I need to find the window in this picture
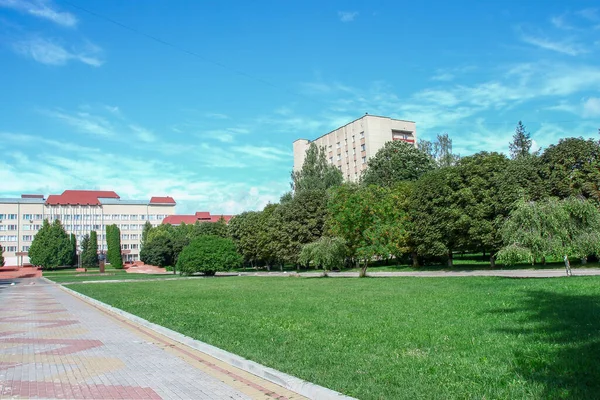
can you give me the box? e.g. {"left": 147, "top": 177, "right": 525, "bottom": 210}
{"left": 131, "top": 234, "right": 139, "bottom": 240}
{"left": 22, "top": 235, "right": 33, "bottom": 241}
{"left": 6, "top": 236, "right": 17, "bottom": 242}
{"left": 360, "top": 131, "right": 364, "bottom": 138}
{"left": 104, "top": 214, "right": 111, "bottom": 220}
{"left": 0, "top": 226, "right": 6, "bottom": 231}
{"left": 329, "top": 157, "right": 333, "bottom": 163}
{"left": 74, "top": 214, "right": 81, "bottom": 220}
{"left": 33, "top": 225, "right": 41, "bottom": 230}
{"left": 352, "top": 135, "right": 355, "bottom": 142}
{"left": 84, "top": 214, "right": 91, "bottom": 221}
{"left": 337, "top": 154, "right": 341, "bottom": 161}
{"left": 148, "top": 215, "right": 156, "bottom": 220}
{"left": 121, "top": 214, "right": 129, "bottom": 220}
{"left": 63, "top": 214, "right": 71, "bottom": 220}
{"left": 361, "top": 144, "right": 366, "bottom": 151}
{"left": 23, "top": 225, "right": 31, "bottom": 231}
{"left": 121, "top": 224, "right": 129, "bottom": 230}
{"left": 121, "top": 244, "right": 129, "bottom": 250}
{"left": 7, "top": 214, "right": 17, "bottom": 220}
{"left": 112, "top": 214, "right": 119, "bottom": 220}
{"left": 93, "top": 225, "right": 101, "bottom": 230}
{"left": 7, "top": 225, "right": 16, "bottom": 231}
{"left": 73, "top": 225, "right": 81, "bottom": 230}
{"left": 34, "top": 214, "right": 43, "bottom": 220}
{"left": 362, "top": 156, "right": 367, "bottom": 164}
{"left": 6, "top": 246, "right": 16, "bottom": 252}
{"left": 23, "top": 214, "right": 33, "bottom": 220}
{"left": 336, "top": 142, "right": 341, "bottom": 148}
{"left": 345, "top": 151, "right": 348, "bottom": 157}
{"left": 344, "top": 139, "right": 348, "bottom": 145}
{"left": 22, "top": 246, "right": 30, "bottom": 252}
{"left": 352, "top": 148, "right": 356, "bottom": 155}
{"left": 130, "top": 214, "right": 137, "bottom": 220}
{"left": 140, "top": 215, "right": 146, "bottom": 220}
{"left": 131, "top": 244, "right": 138, "bottom": 250}
{"left": 122, "top": 234, "right": 130, "bottom": 240}
{"left": 0, "top": 214, "right": 4, "bottom": 220}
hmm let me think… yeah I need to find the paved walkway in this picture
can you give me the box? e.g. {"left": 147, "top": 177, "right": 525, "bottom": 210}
{"left": 229, "top": 268, "right": 600, "bottom": 279}
{"left": 0, "top": 279, "right": 306, "bottom": 399}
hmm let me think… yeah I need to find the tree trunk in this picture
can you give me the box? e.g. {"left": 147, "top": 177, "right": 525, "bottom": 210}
{"left": 482, "top": 249, "right": 486, "bottom": 261}
{"left": 541, "top": 256, "right": 546, "bottom": 265}
{"left": 411, "top": 252, "right": 419, "bottom": 267}
{"left": 581, "top": 257, "right": 587, "bottom": 265}
{"left": 359, "top": 261, "right": 368, "bottom": 278}
{"left": 490, "top": 254, "right": 496, "bottom": 269}
{"left": 447, "top": 251, "right": 453, "bottom": 268}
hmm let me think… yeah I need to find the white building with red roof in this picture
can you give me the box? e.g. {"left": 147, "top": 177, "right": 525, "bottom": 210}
{"left": 0, "top": 190, "right": 176, "bottom": 266}
{"left": 162, "top": 212, "right": 233, "bottom": 226}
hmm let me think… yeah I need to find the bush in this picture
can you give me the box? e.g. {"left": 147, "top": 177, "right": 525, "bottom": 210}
{"left": 176, "top": 235, "right": 242, "bottom": 276}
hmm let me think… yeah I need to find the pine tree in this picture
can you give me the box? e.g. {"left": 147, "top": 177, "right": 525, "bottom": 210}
{"left": 89, "top": 231, "right": 98, "bottom": 267}
{"left": 0, "top": 244, "right": 4, "bottom": 267}
{"left": 509, "top": 121, "right": 532, "bottom": 159}
{"left": 106, "top": 224, "right": 123, "bottom": 269}
{"left": 81, "top": 232, "right": 99, "bottom": 268}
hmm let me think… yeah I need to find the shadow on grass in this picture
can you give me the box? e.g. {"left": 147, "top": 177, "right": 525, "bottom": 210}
{"left": 493, "top": 284, "right": 600, "bottom": 399}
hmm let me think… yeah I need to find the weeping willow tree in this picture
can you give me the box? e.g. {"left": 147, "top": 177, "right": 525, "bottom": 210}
{"left": 496, "top": 197, "right": 600, "bottom": 267}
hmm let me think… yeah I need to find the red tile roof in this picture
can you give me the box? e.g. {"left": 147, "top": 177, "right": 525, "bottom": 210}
{"left": 150, "top": 196, "right": 176, "bottom": 205}
{"left": 46, "top": 190, "right": 120, "bottom": 206}
{"left": 162, "top": 212, "right": 233, "bottom": 225}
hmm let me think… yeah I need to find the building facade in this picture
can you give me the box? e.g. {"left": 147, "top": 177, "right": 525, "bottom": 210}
{"left": 0, "top": 190, "right": 176, "bottom": 266}
{"left": 162, "top": 212, "right": 233, "bottom": 226}
{"left": 293, "top": 115, "right": 417, "bottom": 182}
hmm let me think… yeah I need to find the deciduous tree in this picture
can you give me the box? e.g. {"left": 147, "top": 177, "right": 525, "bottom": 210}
{"left": 292, "top": 142, "right": 343, "bottom": 193}
{"left": 361, "top": 140, "right": 435, "bottom": 187}
{"left": 177, "top": 235, "right": 242, "bottom": 276}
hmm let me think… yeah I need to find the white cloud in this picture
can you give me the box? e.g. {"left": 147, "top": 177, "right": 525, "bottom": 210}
{"left": 43, "top": 109, "right": 115, "bottom": 137}
{"left": 204, "top": 112, "right": 229, "bottom": 119}
{"left": 431, "top": 72, "right": 455, "bottom": 82}
{"left": 232, "top": 145, "right": 291, "bottom": 161}
{"left": 520, "top": 33, "right": 588, "bottom": 56}
{"left": 129, "top": 125, "right": 157, "bottom": 143}
{"left": 583, "top": 97, "right": 600, "bottom": 117}
{"left": 14, "top": 38, "right": 103, "bottom": 66}
{"left": 338, "top": 11, "right": 358, "bottom": 22}
{"left": 0, "top": 0, "right": 77, "bottom": 27}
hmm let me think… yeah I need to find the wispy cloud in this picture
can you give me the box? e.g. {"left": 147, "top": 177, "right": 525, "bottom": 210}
{"left": 129, "top": 125, "right": 157, "bottom": 143}
{"left": 232, "top": 145, "right": 291, "bottom": 161}
{"left": 0, "top": 0, "right": 77, "bottom": 27}
{"left": 576, "top": 8, "right": 599, "bottom": 22}
{"left": 204, "top": 112, "right": 229, "bottom": 120}
{"left": 550, "top": 15, "right": 574, "bottom": 30}
{"left": 520, "top": 33, "right": 588, "bottom": 56}
{"left": 338, "top": 11, "right": 358, "bottom": 22}
{"left": 43, "top": 109, "right": 115, "bottom": 137}
{"left": 583, "top": 97, "right": 600, "bottom": 117}
{"left": 14, "top": 37, "right": 104, "bottom": 66}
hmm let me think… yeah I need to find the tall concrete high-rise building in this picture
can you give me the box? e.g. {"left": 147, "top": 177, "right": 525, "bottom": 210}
{"left": 293, "top": 115, "right": 417, "bottom": 182}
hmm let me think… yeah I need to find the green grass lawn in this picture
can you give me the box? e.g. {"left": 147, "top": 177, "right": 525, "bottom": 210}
{"left": 43, "top": 268, "right": 183, "bottom": 283}
{"left": 69, "top": 276, "right": 600, "bottom": 399}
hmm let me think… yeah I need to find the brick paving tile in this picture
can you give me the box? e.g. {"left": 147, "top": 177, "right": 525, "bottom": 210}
{"left": 0, "top": 279, "right": 307, "bottom": 400}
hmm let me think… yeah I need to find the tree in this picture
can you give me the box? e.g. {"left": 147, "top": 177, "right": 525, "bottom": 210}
{"left": 509, "top": 121, "right": 532, "bottom": 159}
{"left": 292, "top": 142, "right": 343, "bottom": 193}
{"left": 177, "top": 235, "right": 242, "bottom": 276}
{"left": 69, "top": 233, "right": 77, "bottom": 267}
{"left": 496, "top": 198, "right": 600, "bottom": 267}
{"left": 0, "top": 244, "right": 4, "bottom": 267}
{"left": 229, "top": 211, "right": 263, "bottom": 268}
{"left": 141, "top": 221, "right": 153, "bottom": 250}
{"left": 410, "top": 167, "right": 466, "bottom": 267}
{"left": 139, "top": 235, "right": 174, "bottom": 268}
{"left": 267, "top": 189, "right": 329, "bottom": 266}
{"left": 81, "top": 231, "right": 98, "bottom": 268}
{"left": 540, "top": 137, "right": 600, "bottom": 202}
{"left": 191, "top": 220, "right": 228, "bottom": 239}
{"left": 327, "top": 182, "right": 412, "bottom": 274}
{"left": 455, "top": 152, "right": 511, "bottom": 266}
{"left": 433, "top": 133, "right": 460, "bottom": 167}
{"left": 361, "top": 140, "right": 435, "bottom": 187}
{"left": 298, "top": 236, "right": 346, "bottom": 276}
{"left": 106, "top": 224, "right": 123, "bottom": 269}
{"left": 29, "top": 219, "right": 72, "bottom": 269}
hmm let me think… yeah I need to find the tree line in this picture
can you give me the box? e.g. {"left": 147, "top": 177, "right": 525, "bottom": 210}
{"left": 229, "top": 122, "right": 600, "bottom": 275}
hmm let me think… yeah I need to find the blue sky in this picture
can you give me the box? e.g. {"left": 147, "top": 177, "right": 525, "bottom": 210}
{"left": 1, "top": 0, "right": 599, "bottom": 214}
